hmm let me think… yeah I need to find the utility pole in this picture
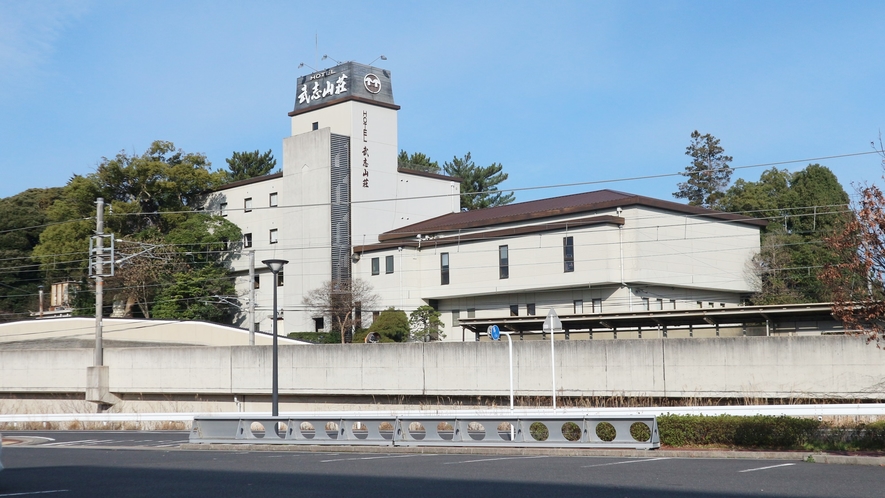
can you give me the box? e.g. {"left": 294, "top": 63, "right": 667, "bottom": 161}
{"left": 249, "top": 250, "right": 256, "bottom": 346}
{"left": 94, "top": 197, "right": 104, "bottom": 367}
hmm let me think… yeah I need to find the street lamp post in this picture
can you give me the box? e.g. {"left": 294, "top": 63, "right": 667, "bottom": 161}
{"left": 262, "top": 259, "right": 288, "bottom": 417}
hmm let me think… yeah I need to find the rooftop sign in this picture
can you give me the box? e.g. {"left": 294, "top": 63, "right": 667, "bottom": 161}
{"left": 291, "top": 62, "right": 395, "bottom": 115}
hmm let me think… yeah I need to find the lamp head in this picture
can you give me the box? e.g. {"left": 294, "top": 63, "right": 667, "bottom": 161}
{"left": 262, "top": 259, "right": 289, "bottom": 273}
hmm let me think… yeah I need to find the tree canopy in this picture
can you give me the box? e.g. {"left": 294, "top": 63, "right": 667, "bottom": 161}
{"left": 674, "top": 131, "right": 733, "bottom": 209}
{"left": 366, "top": 307, "right": 410, "bottom": 342}
{"left": 719, "top": 164, "right": 850, "bottom": 304}
{"left": 0, "top": 187, "right": 63, "bottom": 321}
{"left": 443, "top": 152, "right": 515, "bottom": 211}
{"left": 397, "top": 150, "right": 440, "bottom": 174}
{"left": 224, "top": 149, "right": 278, "bottom": 182}
{"left": 409, "top": 305, "right": 444, "bottom": 342}
{"left": 31, "top": 140, "right": 240, "bottom": 322}
{"left": 822, "top": 157, "right": 885, "bottom": 346}
{"left": 302, "top": 278, "right": 379, "bottom": 344}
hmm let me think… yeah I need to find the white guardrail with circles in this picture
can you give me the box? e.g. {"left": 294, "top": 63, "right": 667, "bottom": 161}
{"left": 188, "top": 414, "right": 660, "bottom": 449}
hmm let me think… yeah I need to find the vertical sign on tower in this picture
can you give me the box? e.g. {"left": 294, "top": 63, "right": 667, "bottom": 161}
{"left": 362, "top": 111, "right": 369, "bottom": 188}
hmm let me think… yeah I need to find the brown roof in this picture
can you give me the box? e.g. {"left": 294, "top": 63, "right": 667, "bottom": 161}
{"left": 214, "top": 172, "right": 283, "bottom": 191}
{"left": 397, "top": 167, "right": 461, "bottom": 182}
{"left": 378, "top": 189, "right": 766, "bottom": 242}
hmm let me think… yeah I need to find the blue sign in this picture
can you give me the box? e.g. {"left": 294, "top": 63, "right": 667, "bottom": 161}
{"left": 488, "top": 325, "right": 501, "bottom": 341}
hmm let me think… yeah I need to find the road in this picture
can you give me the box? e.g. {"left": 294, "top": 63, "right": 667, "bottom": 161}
{"left": 1, "top": 431, "right": 883, "bottom": 497}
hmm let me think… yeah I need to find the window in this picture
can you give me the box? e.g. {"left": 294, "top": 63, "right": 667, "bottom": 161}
{"left": 371, "top": 257, "right": 380, "bottom": 275}
{"left": 452, "top": 310, "right": 460, "bottom": 327}
{"left": 219, "top": 202, "right": 228, "bottom": 217}
{"left": 574, "top": 299, "right": 583, "bottom": 313}
{"left": 563, "top": 236, "right": 574, "bottom": 272}
{"left": 277, "top": 270, "right": 284, "bottom": 287}
{"left": 269, "top": 228, "right": 278, "bottom": 244}
{"left": 312, "top": 121, "right": 319, "bottom": 131}
{"left": 592, "top": 298, "right": 602, "bottom": 313}
{"left": 527, "top": 303, "right": 536, "bottom": 315}
{"left": 467, "top": 308, "right": 476, "bottom": 318}
{"left": 314, "top": 317, "right": 324, "bottom": 332}
{"left": 510, "top": 304, "right": 518, "bottom": 316}
{"left": 253, "top": 275, "right": 260, "bottom": 289}
{"left": 385, "top": 255, "right": 394, "bottom": 274}
{"left": 269, "top": 192, "right": 278, "bottom": 207}
{"left": 244, "top": 197, "right": 253, "bottom": 212}
{"left": 440, "top": 252, "right": 450, "bottom": 285}
{"left": 244, "top": 233, "right": 252, "bottom": 248}
{"left": 499, "top": 245, "right": 509, "bottom": 279}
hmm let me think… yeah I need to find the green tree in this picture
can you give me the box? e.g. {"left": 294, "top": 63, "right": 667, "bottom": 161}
{"left": 443, "top": 152, "right": 515, "bottom": 210}
{"left": 224, "top": 149, "right": 278, "bottom": 182}
{"left": 32, "top": 140, "right": 238, "bottom": 322}
{"left": 0, "top": 187, "right": 63, "bottom": 320}
{"left": 366, "top": 307, "right": 409, "bottom": 342}
{"left": 409, "top": 305, "right": 444, "bottom": 342}
{"left": 674, "top": 131, "right": 733, "bottom": 208}
{"left": 397, "top": 150, "right": 440, "bottom": 174}
{"left": 720, "top": 164, "right": 850, "bottom": 304}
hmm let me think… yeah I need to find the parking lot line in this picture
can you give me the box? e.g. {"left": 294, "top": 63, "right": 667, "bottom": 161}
{"left": 739, "top": 463, "right": 796, "bottom": 473}
{"left": 0, "top": 491, "right": 70, "bottom": 496}
{"left": 582, "top": 457, "right": 670, "bottom": 468}
{"left": 443, "top": 456, "right": 548, "bottom": 465}
{"left": 320, "top": 454, "right": 431, "bottom": 463}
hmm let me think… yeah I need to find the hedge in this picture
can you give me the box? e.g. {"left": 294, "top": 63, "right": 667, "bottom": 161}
{"left": 658, "top": 415, "right": 885, "bottom": 451}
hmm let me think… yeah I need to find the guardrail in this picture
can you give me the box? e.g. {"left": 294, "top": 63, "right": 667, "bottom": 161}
{"left": 189, "top": 414, "right": 661, "bottom": 449}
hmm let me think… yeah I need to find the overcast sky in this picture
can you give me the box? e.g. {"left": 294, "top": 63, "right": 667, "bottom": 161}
{"left": 1, "top": 0, "right": 883, "bottom": 203}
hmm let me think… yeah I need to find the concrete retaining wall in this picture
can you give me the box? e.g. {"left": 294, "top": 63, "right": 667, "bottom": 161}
{"left": 1, "top": 336, "right": 883, "bottom": 403}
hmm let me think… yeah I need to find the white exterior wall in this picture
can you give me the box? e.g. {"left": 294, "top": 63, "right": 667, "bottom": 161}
{"left": 207, "top": 97, "right": 454, "bottom": 334}
{"left": 621, "top": 206, "right": 758, "bottom": 293}
{"left": 355, "top": 207, "right": 760, "bottom": 340}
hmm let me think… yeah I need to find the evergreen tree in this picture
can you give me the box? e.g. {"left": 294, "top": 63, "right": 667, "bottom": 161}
{"left": 674, "top": 131, "right": 733, "bottom": 208}
{"left": 225, "top": 149, "right": 277, "bottom": 182}
{"left": 397, "top": 150, "right": 440, "bottom": 174}
{"left": 443, "top": 152, "right": 515, "bottom": 211}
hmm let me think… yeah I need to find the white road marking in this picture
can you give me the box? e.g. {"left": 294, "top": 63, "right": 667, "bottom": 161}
{"left": 42, "top": 439, "right": 99, "bottom": 446}
{"left": 0, "top": 491, "right": 69, "bottom": 496}
{"left": 582, "top": 457, "right": 671, "bottom": 468}
{"left": 444, "top": 456, "right": 549, "bottom": 465}
{"left": 739, "top": 463, "right": 796, "bottom": 473}
{"left": 320, "top": 454, "right": 429, "bottom": 463}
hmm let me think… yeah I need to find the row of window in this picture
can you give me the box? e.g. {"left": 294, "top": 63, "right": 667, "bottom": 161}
{"left": 370, "top": 255, "right": 395, "bottom": 275}
{"left": 450, "top": 299, "right": 604, "bottom": 326}
{"left": 251, "top": 271, "right": 284, "bottom": 289}
{"left": 220, "top": 192, "right": 278, "bottom": 216}
{"left": 369, "top": 237, "right": 577, "bottom": 285}
{"left": 243, "top": 229, "right": 278, "bottom": 248}
{"left": 449, "top": 237, "right": 574, "bottom": 285}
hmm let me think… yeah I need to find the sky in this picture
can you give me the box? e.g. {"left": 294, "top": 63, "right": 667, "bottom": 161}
{"left": 1, "top": 0, "right": 884, "bottom": 203}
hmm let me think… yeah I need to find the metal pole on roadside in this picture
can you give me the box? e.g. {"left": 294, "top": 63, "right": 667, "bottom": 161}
{"left": 94, "top": 197, "right": 104, "bottom": 367}
{"left": 249, "top": 250, "right": 256, "bottom": 346}
{"left": 544, "top": 309, "right": 562, "bottom": 411}
{"left": 489, "top": 325, "right": 515, "bottom": 440}
{"left": 262, "top": 259, "right": 288, "bottom": 417}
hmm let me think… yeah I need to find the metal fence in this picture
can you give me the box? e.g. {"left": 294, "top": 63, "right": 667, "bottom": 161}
{"left": 189, "top": 414, "right": 660, "bottom": 449}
